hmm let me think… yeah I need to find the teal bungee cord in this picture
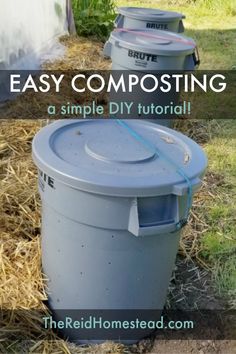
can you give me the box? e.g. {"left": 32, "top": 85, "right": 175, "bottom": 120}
{"left": 115, "top": 119, "right": 193, "bottom": 231}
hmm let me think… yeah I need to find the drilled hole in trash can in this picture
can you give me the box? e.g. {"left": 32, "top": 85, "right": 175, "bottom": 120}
{"left": 57, "top": 249, "right": 61, "bottom": 253}
{"left": 81, "top": 245, "right": 85, "bottom": 248}
{"left": 80, "top": 272, "right": 83, "bottom": 275}
{"left": 111, "top": 235, "right": 114, "bottom": 238}
{"left": 56, "top": 299, "right": 60, "bottom": 303}
{"left": 108, "top": 262, "right": 111, "bottom": 265}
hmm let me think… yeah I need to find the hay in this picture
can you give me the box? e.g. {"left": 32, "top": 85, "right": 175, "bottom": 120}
{"left": 0, "top": 233, "right": 46, "bottom": 309}
{"left": 44, "top": 35, "right": 110, "bottom": 71}
{"left": 179, "top": 170, "right": 228, "bottom": 265}
{"left": 174, "top": 119, "right": 222, "bottom": 145}
{"left": 0, "top": 120, "right": 43, "bottom": 240}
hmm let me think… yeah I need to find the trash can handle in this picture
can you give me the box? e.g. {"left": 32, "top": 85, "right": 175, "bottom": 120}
{"left": 103, "top": 41, "right": 112, "bottom": 58}
{"left": 193, "top": 47, "right": 200, "bottom": 67}
{"left": 114, "top": 14, "right": 124, "bottom": 28}
{"left": 178, "top": 20, "right": 185, "bottom": 33}
{"left": 116, "top": 119, "right": 193, "bottom": 236}
{"left": 128, "top": 198, "right": 185, "bottom": 237}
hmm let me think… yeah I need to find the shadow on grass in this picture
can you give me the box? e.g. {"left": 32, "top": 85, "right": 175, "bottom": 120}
{"left": 184, "top": 28, "right": 236, "bottom": 69}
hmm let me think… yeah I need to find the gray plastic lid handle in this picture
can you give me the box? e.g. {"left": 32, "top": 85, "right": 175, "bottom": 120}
{"left": 193, "top": 47, "right": 200, "bottom": 67}
{"left": 103, "top": 41, "right": 112, "bottom": 58}
{"left": 114, "top": 14, "right": 124, "bottom": 28}
{"left": 184, "top": 50, "right": 200, "bottom": 70}
{"left": 128, "top": 197, "right": 181, "bottom": 237}
{"left": 178, "top": 20, "right": 185, "bottom": 33}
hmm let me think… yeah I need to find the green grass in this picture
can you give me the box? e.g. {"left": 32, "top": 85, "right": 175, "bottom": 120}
{"left": 201, "top": 229, "right": 236, "bottom": 302}
{"left": 197, "top": 0, "right": 236, "bottom": 16}
{"left": 201, "top": 120, "right": 236, "bottom": 301}
{"left": 115, "top": 0, "right": 236, "bottom": 305}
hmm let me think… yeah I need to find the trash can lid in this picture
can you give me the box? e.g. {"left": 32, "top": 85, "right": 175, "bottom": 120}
{"left": 32, "top": 119, "right": 207, "bottom": 197}
{"left": 118, "top": 7, "right": 185, "bottom": 22}
{"left": 108, "top": 29, "right": 196, "bottom": 56}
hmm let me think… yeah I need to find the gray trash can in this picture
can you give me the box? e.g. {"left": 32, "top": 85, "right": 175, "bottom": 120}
{"left": 32, "top": 119, "right": 207, "bottom": 343}
{"left": 104, "top": 29, "right": 199, "bottom": 125}
{"left": 104, "top": 29, "right": 199, "bottom": 72}
{"left": 115, "top": 7, "right": 185, "bottom": 33}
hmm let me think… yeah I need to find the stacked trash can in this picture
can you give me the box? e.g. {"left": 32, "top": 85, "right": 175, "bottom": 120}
{"left": 114, "top": 7, "right": 185, "bottom": 33}
{"left": 32, "top": 6, "right": 206, "bottom": 345}
{"left": 104, "top": 7, "right": 200, "bottom": 126}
